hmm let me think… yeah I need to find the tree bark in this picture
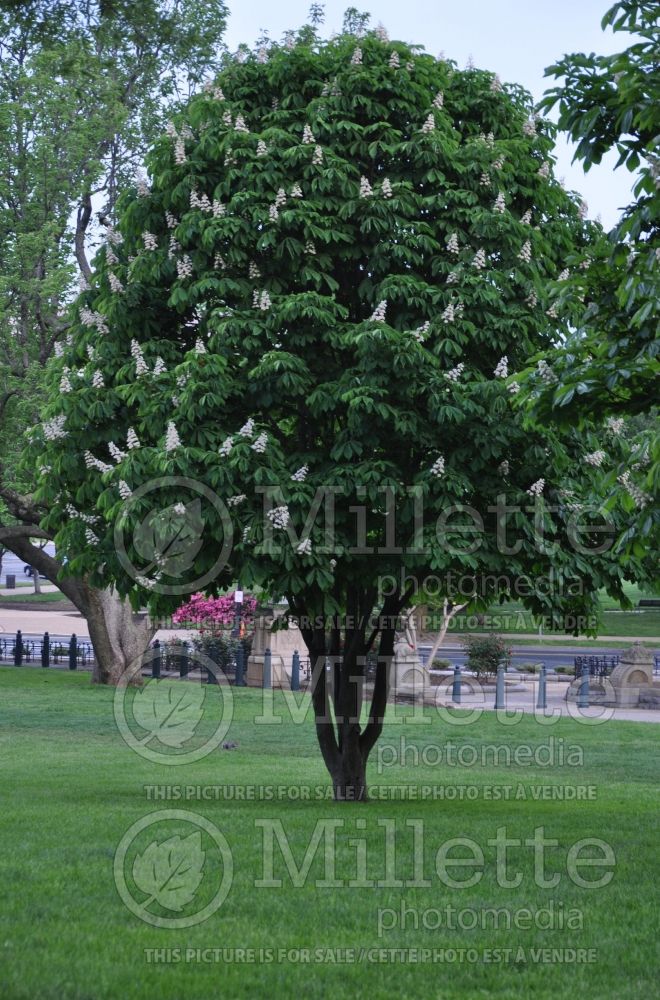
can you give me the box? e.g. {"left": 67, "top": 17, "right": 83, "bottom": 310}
{"left": 330, "top": 734, "right": 368, "bottom": 802}
{"left": 83, "top": 586, "right": 153, "bottom": 685}
{"left": 293, "top": 587, "right": 409, "bottom": 803}
{"left": 360, "top": 617, "right": 397, "bottom": 762}
{"left": 307, "top": 634, "right": 340, "bottom": 780}
{"left": 333, "top": 626, "right": 368, "bottom": 802}
{"left": 425, "top": 599, "right": 468, "bottom": 664}
{"left": 74, "top": 191, "right": 93, "bottom": 280}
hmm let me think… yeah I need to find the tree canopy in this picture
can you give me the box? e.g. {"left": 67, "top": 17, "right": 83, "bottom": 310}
{"left": 0, "top": 0, "right": 229, "bottom": 491}
{"left": 30, "top": 20, "right": 640, "bottom": 796}
{"left": 0, "top": 0, "right": 229, "bottom": 681}
{"left": 529, "top": 0, "right": 658, "bottom": 415}
{"left": 518, "top": 0, "right": 658, "bottom": 575}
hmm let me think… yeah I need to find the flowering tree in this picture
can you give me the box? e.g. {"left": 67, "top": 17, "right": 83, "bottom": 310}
{"left": 534, "top": 0, "right": 658, "bottom": 418}
{"left": 518, "top": 0, "right": 658, "bottom": 571}
{"left": 31, "top": 17, "right": 637, "bottom": 799}
{"left": 0, "top": 0, "right": 229, "bottom": 683}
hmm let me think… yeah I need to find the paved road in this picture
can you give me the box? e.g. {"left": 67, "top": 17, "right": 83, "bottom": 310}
{"left": 0, "top": 544, "right": 56, "bottom": 585}
{"left": 419, "top": 643, "right": 659, "bottom": 670}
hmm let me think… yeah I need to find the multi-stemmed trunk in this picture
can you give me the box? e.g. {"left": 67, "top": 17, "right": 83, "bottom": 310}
{"left": 293, "top": 588, "right": 407, "bottom": 802}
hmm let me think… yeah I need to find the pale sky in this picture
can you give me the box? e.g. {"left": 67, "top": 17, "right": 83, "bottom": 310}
{"left": 223, "top": 0, "right": 633, "bottom": 229}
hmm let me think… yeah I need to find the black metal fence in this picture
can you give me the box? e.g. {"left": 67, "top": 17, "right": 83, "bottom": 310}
{"left": 2, "top": 629, "right": 657, "bottom": 682}
{"left": 149, "top": 637, "right": 251, "bottom": 684}
{"left": 575, "top": 653, "right": 660, "bottom": 677}
{"left": 573, "top": 655, "right": 620, "bottom": 678}
{"left": 0, "top": 629, "right": 311, "bottom": 687}
{"left": 0, "top": 630, "right": 233, "bottom": 679}
{"left": 0, "top": 631, "right": 95, "bottom": 670}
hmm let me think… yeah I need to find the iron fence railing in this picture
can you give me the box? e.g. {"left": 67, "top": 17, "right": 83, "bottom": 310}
{"left": 2, "top": 629, "right": 656, "bottom": 682}
{"left": 573, "top": 655, "right": 620, "bottom": 678}
{"left": 0, "top": 630, "right": 312, "bottom": 687}
{"left": 0, "top": 631, "right": 95, "bottom": 670}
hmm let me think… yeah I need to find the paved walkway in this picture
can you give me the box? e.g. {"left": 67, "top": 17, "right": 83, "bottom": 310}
{"left": 0, "top": 608, "right": 84, "bottom": 634}
{"left": 415, "top": 679, "right": 660, "bottom": 724}
{"left": 0, "top": 608, "right": 187, "bottom": 644}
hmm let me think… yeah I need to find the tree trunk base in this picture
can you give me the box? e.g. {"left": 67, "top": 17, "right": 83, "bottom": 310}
{"left": 85, "top": 589, "right": 153, "bottom": 686}
{"left": 332, "top": 784, "right": 368, "bottom": 802}
{"left": 332, "top": 752, "right": 368, "bottom": 802}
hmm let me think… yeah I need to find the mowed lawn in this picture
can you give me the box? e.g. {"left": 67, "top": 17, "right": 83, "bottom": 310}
{"left": 448, "top": 585, "right": 660, "bottom": 639}
{"left": 0, "top": 667, "right": 658, "bottom": 1000}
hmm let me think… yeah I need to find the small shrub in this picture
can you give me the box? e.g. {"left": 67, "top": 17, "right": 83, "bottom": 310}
{"left": 460, "top": 633, "right": 511, "bottom": 681}
{"left": 430, "top": 658, "right": 451, "bottom": 670}
{"left": 193, "top": 629, "right": 252, "bottom": 676}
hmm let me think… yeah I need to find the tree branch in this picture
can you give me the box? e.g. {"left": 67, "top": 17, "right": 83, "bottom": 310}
{"left": 0, "top": 389, "right": 18, "bottom": 420}
{"left": 74, "top": 191, "right": 93, "bottom": 279}
{"left": 0, "top": 485, "right": 46, "bottom": 526}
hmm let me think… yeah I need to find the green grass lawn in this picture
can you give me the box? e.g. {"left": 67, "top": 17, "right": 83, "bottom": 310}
{"left": 500, "top": 637, "right": 658, "bottom": 650}
{"left": 0, "top": 667, "right": 658, "bottom": 999}
{"left": 0, "top": 590, "right": 66, "bottom": 604}
{"left": 446, "top": 583, "right": 660, "bottom": 640}
{"left": 450, "top": 608, "right": 660, "bottom": 638}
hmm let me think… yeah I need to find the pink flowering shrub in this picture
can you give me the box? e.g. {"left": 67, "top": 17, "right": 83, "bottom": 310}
{"left": 173, "top": 591, "right": 258, "bottom": 673}
{"left": 172, "top": 591, "right": 257, "bottom": 629}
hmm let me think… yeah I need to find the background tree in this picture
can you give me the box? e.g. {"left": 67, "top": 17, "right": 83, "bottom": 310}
{"left": 0, "top": 0, "right": 228, "bottom": 680}
{"left": 419, "top": 596, "right": 469, "bottom": 665}
{"left": 518, "top": 0, "right": 658, "bottom": 576}
{"left": 32, "top": 18, "right": 638, "bottom": 798}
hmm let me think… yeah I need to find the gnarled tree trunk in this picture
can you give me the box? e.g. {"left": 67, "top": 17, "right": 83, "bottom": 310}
{"left": 76, "top": 584, "right": 153, "bottom": 685}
